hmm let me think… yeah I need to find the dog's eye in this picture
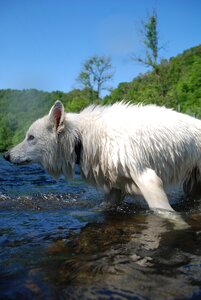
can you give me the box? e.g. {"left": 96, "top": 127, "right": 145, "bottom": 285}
{"left": 27, "top": 135, "right": 35, "bottom": 141}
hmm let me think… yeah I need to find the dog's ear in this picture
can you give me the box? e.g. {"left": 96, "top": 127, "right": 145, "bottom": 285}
{"left": 49, "top": 100, "right": 65, "bottom": 133}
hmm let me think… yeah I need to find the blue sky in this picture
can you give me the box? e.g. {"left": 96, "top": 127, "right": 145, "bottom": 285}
{"left": 0, "top": 0, "right": 201, "bottom": 95}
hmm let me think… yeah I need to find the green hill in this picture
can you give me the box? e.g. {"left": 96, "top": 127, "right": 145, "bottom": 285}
{"left": 0, "top": 44, "right": 201, "bottom": 151}
{"left": 104, "top": 45, "right": 201, "bottom": 116}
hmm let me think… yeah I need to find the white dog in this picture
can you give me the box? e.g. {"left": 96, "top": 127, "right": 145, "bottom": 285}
{"left": 4, "top": 101, "right": 201, "bottom": 215}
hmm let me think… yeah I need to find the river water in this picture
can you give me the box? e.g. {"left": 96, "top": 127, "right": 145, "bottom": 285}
{"left": 1, "top": 156, "right": 201, "bottom": 299}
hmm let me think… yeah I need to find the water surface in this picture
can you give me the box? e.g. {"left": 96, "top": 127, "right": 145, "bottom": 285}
{"left": 1, "top": 156, "right": 201, "bottom": 299}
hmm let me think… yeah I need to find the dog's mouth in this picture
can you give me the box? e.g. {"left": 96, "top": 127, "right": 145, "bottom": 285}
{"left": 13, "top": 159, "right": 32, "bottom": 166}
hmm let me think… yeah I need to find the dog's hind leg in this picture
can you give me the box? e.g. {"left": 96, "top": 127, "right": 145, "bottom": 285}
{"left": 136, "top": 168, "right": 174, "bottom": 212}
{"left": 183, "top": 166, "right": 201, "bottom": 200}
{"left": 136, "top": 168, "right": 189, "bottom": 229}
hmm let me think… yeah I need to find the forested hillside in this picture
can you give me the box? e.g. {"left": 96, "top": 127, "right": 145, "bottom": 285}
{"left": 0, "top": 45, "right": 201, "bottom": 151}
{"left": 0, "top": 89, "right": 91, "bottom": 151}
{"left": 104, "top": 45, "right": 201, "bottom": 116}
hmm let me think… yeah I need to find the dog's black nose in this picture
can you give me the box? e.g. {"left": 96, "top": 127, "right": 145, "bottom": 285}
{"left": 3, "top": 152, "right": 11, "bottom": 162}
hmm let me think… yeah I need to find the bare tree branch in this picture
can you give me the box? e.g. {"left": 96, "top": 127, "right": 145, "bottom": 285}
{"left": 77, "top": 56, "right": 114, "bottom": 100}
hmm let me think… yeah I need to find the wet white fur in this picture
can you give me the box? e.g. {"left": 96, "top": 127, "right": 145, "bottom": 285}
{"left": 8, "top": 101, "right": 201, "bottom": 213}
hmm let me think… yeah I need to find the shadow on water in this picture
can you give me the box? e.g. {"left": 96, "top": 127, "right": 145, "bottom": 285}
{"left": 1, "top": 157, "right": 201, "bottom": 299}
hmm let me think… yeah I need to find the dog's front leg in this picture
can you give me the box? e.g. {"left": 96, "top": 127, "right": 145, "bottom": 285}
{"left": 100, "top": 188, "right": 124, "bottom": 209}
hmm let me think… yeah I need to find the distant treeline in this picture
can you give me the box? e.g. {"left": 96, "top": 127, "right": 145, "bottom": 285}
{"left": 0, "top": 88, "right": 93, "bottom": 151}
{"left": 0, "top": 44, "right": 201, "bottom": 151}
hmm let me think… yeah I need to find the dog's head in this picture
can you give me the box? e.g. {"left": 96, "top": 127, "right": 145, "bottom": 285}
{"left": 4, "top": 100, "right": 65, "bottom": 171}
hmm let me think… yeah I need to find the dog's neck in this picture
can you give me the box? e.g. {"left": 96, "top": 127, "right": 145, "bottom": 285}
{"left": 74, "top": 138, "right": 82, "bottom": 165}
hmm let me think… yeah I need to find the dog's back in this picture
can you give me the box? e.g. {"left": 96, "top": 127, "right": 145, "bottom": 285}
{"left": 76, "top": 103, "right": 201, "bottom": 190}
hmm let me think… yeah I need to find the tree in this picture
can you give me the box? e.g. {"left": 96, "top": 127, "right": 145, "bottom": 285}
{"left": 77, "top": 56, "right": 113, "bottom": 101}
{"left": 132, "top": 10, "right": 161, "bottom": 74}
{"left": 131, "top": 10, "right": 171, "bottom": 98}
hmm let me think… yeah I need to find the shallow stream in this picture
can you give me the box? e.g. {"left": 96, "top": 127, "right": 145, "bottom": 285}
{"left": 1, "top": 156, "right": 201, "bottom": 299}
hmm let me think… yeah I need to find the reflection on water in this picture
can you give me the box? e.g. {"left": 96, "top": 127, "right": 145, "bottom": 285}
{"left": 1, "top": 157, "right": 201, "bottom": 299}
{"left": 43, "top": 213, "right": 201, "bottom": 300}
